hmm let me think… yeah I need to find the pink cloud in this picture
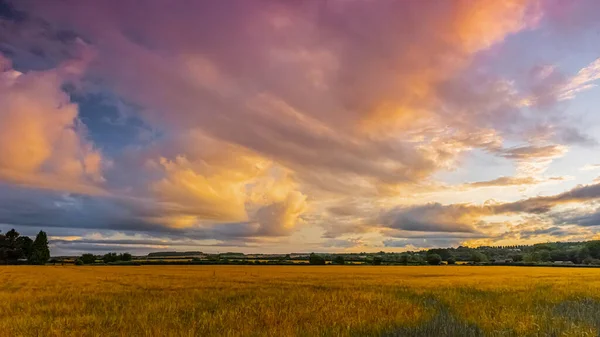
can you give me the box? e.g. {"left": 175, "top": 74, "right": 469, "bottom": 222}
{"left": 1, "top": 0, "right": 599, "bottom": 248}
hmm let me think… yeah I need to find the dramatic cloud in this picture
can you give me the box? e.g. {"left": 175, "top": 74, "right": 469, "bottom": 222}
{"left": 0, "top": 54, "right": 104, "bottom": 194}
{"left": 1, "top": 0, "right": 600, "bottom": 253}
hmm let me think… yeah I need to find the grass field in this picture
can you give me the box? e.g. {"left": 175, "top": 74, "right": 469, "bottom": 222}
{"left": 1, "top": 266, "right": 600, "bottom": 336}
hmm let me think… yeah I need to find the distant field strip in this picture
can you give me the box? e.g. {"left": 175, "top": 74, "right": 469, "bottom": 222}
{"left": 1, "top": 266, "right": 599, "bottom": 336}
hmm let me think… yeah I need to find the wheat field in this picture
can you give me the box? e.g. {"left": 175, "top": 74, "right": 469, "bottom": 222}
{"left": 1, "top": 266, "right": 599, "bottom": 336}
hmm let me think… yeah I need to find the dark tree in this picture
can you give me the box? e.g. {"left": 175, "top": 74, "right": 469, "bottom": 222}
{"left": 0, "top": 233, "right": 5, "bottom": 262}
{"left": 372, "top": 256, "right": 382, "bottom": 265}
{"left": 5, "top": 229, "right": 19, "bottom": 244}
{"left": 0, "top": 230, "right": 30, "bottom": 263}
{"left": 332, "top": 256, "right": 345, "bottom": 265}
{"left": 586, "top": 241, "right": 600, "bottom": 259}
{"left": 427, "top": 254, "right": 442, "bottom": 265}
{"left": 446, "top": 257, "right": 456, "bottom": 265}
{"left": 102, "top": 252, "right": 119, "bottom": 263}
{"left": 119, "top": 253, "right": 133, "bottom": 261}
{"left": 16, "top": 236, "right": 33, "bottom": 260}
{"left": 427, "top": 248, "right": 451, "bottom": 261}
{"left": 80, "top": 253, "right": 96, "bottom": 264}
{"left": 29, "top": 231, "right": 50, "bottom": 265}
{"left": 309, "top": 253, "right": 326, "bottom": 265}
{"left": 2, "top": 229, "right": 22, "bottom": 261}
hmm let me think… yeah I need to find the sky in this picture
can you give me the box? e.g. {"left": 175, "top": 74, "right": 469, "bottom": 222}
{"left": 2, "top": 0, "right": 600, "bottom": 256}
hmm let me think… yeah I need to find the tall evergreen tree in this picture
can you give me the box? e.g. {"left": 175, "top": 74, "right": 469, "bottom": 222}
{"left": 29, "top": 231, "right": 50, "bottom": 265}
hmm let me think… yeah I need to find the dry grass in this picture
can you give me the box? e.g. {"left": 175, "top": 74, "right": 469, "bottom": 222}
{"left": 1, "top": 266, "right": 599, "bottom": 336}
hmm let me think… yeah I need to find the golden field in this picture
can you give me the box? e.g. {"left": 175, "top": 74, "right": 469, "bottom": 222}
{"left": 1, "top": 266, "right": 600, "bottom": 336}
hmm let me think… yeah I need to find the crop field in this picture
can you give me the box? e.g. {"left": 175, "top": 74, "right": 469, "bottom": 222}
{"left": 1, "top": 266, "right": 600, "bottom": 336}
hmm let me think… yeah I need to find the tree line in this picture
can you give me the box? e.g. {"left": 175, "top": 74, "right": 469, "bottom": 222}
{"left": 75, "top": 252, "right": 133, "bottom": 265}
{"left": 303, "top": 240, "right": 600, "bottom": 266}
{"left": 327, "top": 240, "right": 600, "bottom": 266}
{"left": 5, "top": 226, "right": 600, "bottom": 267}
{"left": 0, "top": 229, "right": 50, "bottom": 265}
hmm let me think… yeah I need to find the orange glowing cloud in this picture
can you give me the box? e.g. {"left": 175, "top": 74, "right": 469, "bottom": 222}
{"left": 360, "top": 0, "right": 540, "bottom": 131}
{"left": 0, "top": 55, "right": 104, "bottom": 194}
